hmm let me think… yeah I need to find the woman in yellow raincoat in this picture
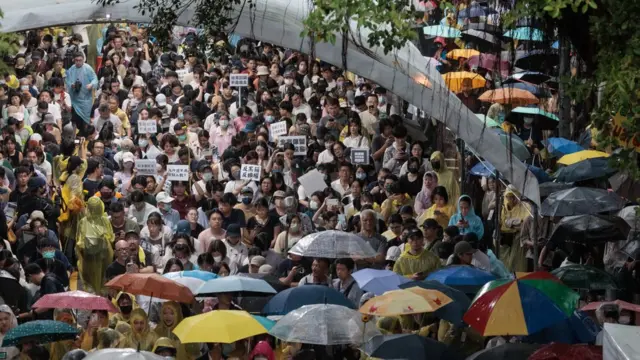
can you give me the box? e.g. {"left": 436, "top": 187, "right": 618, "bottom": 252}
{"left": 123, "top": 309, "right": 158, "bottom": 351}
{"left": 154, "top": 301, "right": 200, "bottom": 360}
{"left": 498, "top": 185, "right": 530, "bottom": 272}
{"left": 429, "top": 151, "right": 459, "bottom": 202}
{"left": 109, "top": 292, "right": 138, "bottom": 327}
{"left": 49, "top": 309, "right": 77, "bottom": 360}
{"left": 417, "top": 186, "right": 455, "bottom": 229}
{"left": 114, "top": 321, "right": 132, "bottom": 348}
{"left": 75, "top": 196, "right": 114, "bottom": 294}
{"left": 79, "top": 310, "right": 109, "bottom": 351}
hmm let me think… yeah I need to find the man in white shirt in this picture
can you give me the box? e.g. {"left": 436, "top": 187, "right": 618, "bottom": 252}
{"left": 291, "top": 92, "right": 312, "bottom": 122}
{"left": 94, "top": 103, "right": 123, "bottom": 135}
{"left": 35, "top": 90, "right": 62, "bottom": 125}
{"left": 128, "top": 190, "right": 160, "bottom": 227}
{"left": 223, "top": 224, "right": 248, "bottom": 275}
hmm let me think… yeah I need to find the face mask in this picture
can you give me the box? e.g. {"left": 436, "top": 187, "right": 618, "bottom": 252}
{"left": 220, "top": 120, "right": 229, "bottom": 128}
{"left": 284, "top": 79, "right": 294, "bottom": 86}
{"left": 163, "top": 203, "right": 173, "bottom": 212}
{"left": 378, "top": 96, "right": 386, "bottom": 105}
{"left": 309, "top": 200, "right": 319, "bottom": 210}
{"left": 289, "top": 223, "right": 299, "bottom": 232}
{"left": 408, "top": 167, "right": 419, "bottom": 174}
{"left": 242, "top": 197, "right": 252, "bottom": 205}
{"left": 432, "top": 161, "right": 440, "bottom": 171}
{"left": 232, "top": 170, "right": 241, "bottom": 180}
{"left": 356, "top": 172, "right": 367, "bottom": 180}
{"left": 42, "top": 250, "right": 55, "bottom": 259}
{"left": 138, "top": 139, "right": 148, "bottom": 148}
{"left": 203, "top": 173, "right": 213, "bottom": 182}
{"left": 177, "top": 134, "right": 187, "bottom": 142}
{"left": 264, "top": 115, "right": 274, "bottom": 123}
{"left": 174, "top": 243, "right": 187, "bottom": 252}
{"left": 178, "top": 113, "right": 184, "bottom": 120}
{"left": 523, "top": 116, "right": 534, "bottom": 125}
{"left": 213, "top": 255, "right": 222, "bottom": 263}
{"left": 120, "top": 305, "right": 132, "bottom": 314}
{"left": 325, "top": 142, "right": 333, "bottom": 151}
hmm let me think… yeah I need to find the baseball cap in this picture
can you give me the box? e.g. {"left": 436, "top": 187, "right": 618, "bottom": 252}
{"left": 240, "top": 186, "right": 253, "bottom": 195}
{"left": 122, "top": 152, "right": 135, "bottom": 164}
{"left": 226, "top": 224, "right": 242, "bottom": 237}
{"left": 454, "top": 241, "right": 474, "bottom": 255}
{"left": 155, "top": 94, "right": 167, "bottom": 107}
{"left": 27, "top": 176, "right": 46, "bottom": 190}
{"left": 421, "top": 218, "right": 440, "bottom": 229}
{"left": 385, "top": 246, "right": 401, "bottom": 262}
{"left": 183, "top": 105, "right": 193, "bottom": 114}
{"left": 405, "top": 228, "right": 423, "bottom": 240}
{"left": 27, "top": 210, "right": 47, "bottom": 225}
{"left": 156, "top": 192, "right": 174, "bottom": 204}
{"left": 175, "top": 220, "right": 191, "bottom": 235}
{"left": 258, "top": 264, "right": 273, "bottom": 274}
{"left": 273, "top": 190, "right": 286, "bottom": 198}
{"left": 250, "top": 255, "right": 266, "bottom": 267}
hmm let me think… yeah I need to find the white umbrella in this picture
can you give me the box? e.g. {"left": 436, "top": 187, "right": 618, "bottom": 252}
{"left": 269, "top": 304, "right": 381, "bottom": 345}
{"left": 83, "top": 348, "right": 165, "bottom": 360}
{"left": 288, "top": 231, "right": 378, "bottom": 258}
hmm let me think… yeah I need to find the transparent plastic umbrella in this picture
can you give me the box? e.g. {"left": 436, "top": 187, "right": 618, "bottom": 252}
{"left": 83, "top": 348, "right": 165, "bottom": 359}
{"left": 269, "top": 304, "right": 381, "bottom": 345}
{"left": 288, "top": 231, "right": 377, "bottom": 258}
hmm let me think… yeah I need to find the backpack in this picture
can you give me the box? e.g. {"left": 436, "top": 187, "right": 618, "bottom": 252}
{"left": 84, "top": 234, "right": 107, "bottom": 256}
{"left": 63, "top": 45, "right": 78, "bottom": 70}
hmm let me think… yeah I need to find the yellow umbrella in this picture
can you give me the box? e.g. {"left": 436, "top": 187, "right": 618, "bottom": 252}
{"left": 446, "top": 49, "right": 481, "bottom": 60}
{"left": 359, "top": 287, "right": 452, "bottom": 316}
{"left": 557, "top": 150, "right": 610, "bottom": 166}
{"left": 478, "top": 88, "right": 539, "bottom": 106}
{"left": 172, "top": 310, "right": 271, "bottom": 343}
{"left": 443, "top": 71, "right": 486, "bottom": 93}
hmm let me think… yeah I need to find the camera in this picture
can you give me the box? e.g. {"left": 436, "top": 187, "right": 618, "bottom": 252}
{"left": 72, "top": 80, "right": 82, "bottom": 93}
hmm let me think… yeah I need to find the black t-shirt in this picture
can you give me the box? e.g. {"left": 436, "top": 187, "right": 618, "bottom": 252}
{"left": 83, "top": 178, "right": 101, "bottom": 199}
{"left": 222, "top": 209, "right": 246, "bottom": 230}
{"left": 9, "top": 188, "right": 28, "bottom": 204}
{"left": 247, "top": 214, "right": 279, "bottom": 251}
{"left": 106, "top": 261, "right": 126, "bottom": 281}
{"left": 399, "top": 174, "right": 424, "bottom": 197}
{"left": 276, "top": 258, "right": 312, "bottom": 283}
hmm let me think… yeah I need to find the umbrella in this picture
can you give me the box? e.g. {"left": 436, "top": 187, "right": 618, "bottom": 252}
{"left": 548, "top": 214, "right": 630, "bottom": 247}
{"left": 426, "top": 265, "right": 496, "bottom": 294}
{"left": 475, "top": 114, "right": 501, "bottom": 128}
{"left": 543, "top": 137, "right": 584, "bottom": 157}
{"left": 503, "top": 27, "right": 545, "bottom": 41}
{"left": 468, "top": 54, "right": 510, "bottom": 76}
{"left": 540, "top": 187, "right": 626, "bottom": 217}
{"left": 446, "top": 49, "right": 481, "bottom": 60}
{"left": 581, "top": 299, "right": 640, "bottom": 313}
{"left": 479, "top": 88, "right": 539, "bottom": 106}
{"left": 269, "top": 304, "right": 381, "bottom": 345}
{"left": 105, "top": 273, "right": 194, "bottom": 303}
{"left": 443, "top": 71, "right": 487, "bottom": 93}
{"left": 539, "top": 182, "right": 574, "bottom": 198}
{"left": 527, "top": 165, "right": 552, "bottom": 183}
{"left": 414, "top": 0, "right": 437, "bottom": 12}
{"left": 551, "top": 265, "right": 618, "bottom": 291}
{"left": 196, "top": 275, "right": 276, "bottom": 297}
{"left": 470, "top": 161, "right": 496, "bottom": 177}
{"left": 359, "top": 287, "right": 452, "bottom": 316}
{"left": 362, "top": 334, "right": 463, "bottom": 360}
{"left": 84, "top": 349, "right": 165, "bottom": 360}
{"left": 352, "top": 269, "right": 411, "bottom": 295}
{"left": 557, "top": 150, "right": 609, "bottom": 166}
{"left": 554, "top": 158, "right": 616, "bottom": 183}
{"left": 32, "top": 290, "right": 119, "bottom": 312}
{"left": 399, "top": 280, "right": 471, "bottom": 326}
{"left": 161, "top": 276, "right": 205, "bottom": 295}
{"left": 165, "top": 270, "right": 219, "bottom": 282}
{"left": 494, "top": 129, "right": 532, "bottom": 161}
{"left": 463, "top": 272, "right": 579, "bottom": 336}
{"left": 502, "top": 83, "right": 552, "bottom": 98}
{"left": 461, "top": 30, "right": 501, "bottom": 52}
{"left": 467, "top": 343, "right": 543, "bottom": 360}
{"left": 173, "top": 310, "right": 271, "bottom": 343}
{"left": 507, "top": 106, "right": 558, "bottom": 130}
{"left": 504, "top": 71, "right": 551, "bottom": 85}
{"left": 609, "top": 171, "right": 640, "bottom": 201}
{"left": 462, "top": 22, "right": 501, "bottom": 34}
{"left": 523, "top": 310, "right": 601, "bottom": 345}
{"left": 423, "top": 25, "right": 461, "bottom": 38}
{"left": 262, "top": 285, "right": 355, "bottom": 315}
{"left": 1, "top": 320, "right": 79, "bottom": 347}
{"left": 458, "top": 4, "right": 497, "bottom": 18}
{"left": 288, "top": 231, "right": 377, "bottom": 258}
{"left": 513, "top": 49, "right": 559, "bottom": 72}
{"left": 527, "top": 343, "right": 603, "bottom": 360}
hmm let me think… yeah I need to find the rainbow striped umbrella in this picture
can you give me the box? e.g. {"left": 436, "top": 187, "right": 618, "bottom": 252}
{"left": 463, "top": 272, "right": 579, "bottom": 336}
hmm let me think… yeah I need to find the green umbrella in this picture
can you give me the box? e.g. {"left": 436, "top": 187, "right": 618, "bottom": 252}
{"left": 475, "top": 114, "right": 501, "bottom": 128}
{"left": 423, "top": 25, "right": 461, "bottom": 38}
{"left": 551, "top": 265, "right": 619, "bottom": 291}
{"left": 507, "top": 106, "right": 559, "bottom": 130}
{"left": 1, "top": 320, "right": 79, "bottom": 347}
{"left": 503, "top": 27, "right": 545, "bottom": 41}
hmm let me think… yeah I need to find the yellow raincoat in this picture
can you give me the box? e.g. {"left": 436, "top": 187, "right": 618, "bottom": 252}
{"left": 498, "top": 187, "right": 530, "bottom": 272}
{"left": 429, "top": 151, "right": 459, "bottom": 202}
{"left": 75, "top": 197, "right": 114, "bottom": 294}
{"left": 417, "top": 203, "right": 455, "bottom": 229}
{"left": 393, "top": 248, "right": 441, "bottom": 278}
{"left": 153, "top": 301, "right": 200, "bottom": 360}
{"left": 123, "top": 309, "right": 158, "bottom": 351}
{"left": 49, "top": 309, "right": 77, "bottom": 360}
{"left": 54, "top": 154, "right": 87, "bottom": 247}
{"left": 109, "top": 292, "right": 139, "bottom": 327}
{"left": 79, "top": 312, "right": 109, "bottom": 351}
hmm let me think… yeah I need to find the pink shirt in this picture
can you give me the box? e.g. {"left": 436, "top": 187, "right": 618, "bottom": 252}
{"left": 210, "top": 126, "right": 236, "bottom": 155}
{"left": 198, "top": 228, "right": 227, "bottom": 253}
{"left": 233, "top": 116, "right": 251, "bottom": 133}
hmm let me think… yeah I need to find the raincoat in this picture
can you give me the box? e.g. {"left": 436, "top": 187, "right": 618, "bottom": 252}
{"left": 448, "top": 195, "right": 485, "bottom": 239}
{"left": 64, "top": 62, "right": 98, "bottom": 124}
{"left": 0, "top": 304, "right": 19, "bottom": 360}
{"left": 393, "top": 248, "right": 441, "bottom": 278}
{"left": 498, "top": 188, "right": 530, "bottom": 272}
{"left": 75, "top": 197, "right": 114, "bottom": 294}
{"left": 109, "top": 292, "right": 138, "bottom": 327}
{"left": 153, "top": 301, "right": 199, "bottom": 360}
{"left": 414, "top": 171, "right": 438, "bottom": 216}
{"left": 79, "top": 312, "right": 109, "bottom": 351}
{"left": 123, "top": 309, "right": 158, "bottom": 351}
{"left": 249, "top": 340, "right": 275, "bottom": 360}
{"left": 96, "top": 328, "right": 123, "bottom": 349}
{"left": 429, "top": 151, "right": 459, "bottom": 202}
{"left": 49, "top": 309, "right": 76, "bottom": 360}
{"left": 114, "top": 321, "right": 132, "bottom": 348}
{"left": 152, "top": 337, "right": 177, "bottom": 356}
{"left": 54, "top": 154, "right": 87, "bottom": 264}
{"left": 417, "top": 201, "right": 455, "bottom": 229}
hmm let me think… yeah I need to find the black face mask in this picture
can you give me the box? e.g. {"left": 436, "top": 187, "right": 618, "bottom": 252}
{"left": 120, "top": 305, "right": 132, "bottom": 314}
{"left": 432, "top": 162, "right": 440, "bottom": 171}
{"left": 174, "top": 243, "right": 187, "bottom": 252}
{"left": 408, "top": 167, "right": 419, "bottom": 174}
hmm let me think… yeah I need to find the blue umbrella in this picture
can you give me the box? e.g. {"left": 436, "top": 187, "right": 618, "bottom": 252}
{"left": 352, "top": 269, "right": 411, "bottom": 295}
{"left": 423, "top": 25, "right": 461, "bottom": 38}
{"left": 196, "top": 275, "right": 277, "bottom": 296}
{"left": 523, "top": 310, "right": 601, "bottom": 344}
{"left": 426, "top": 266, "right": 496, "bottom": 294}
{"left": 458, "top": 4, "right": 497, "bottom": 18}
{"left": 543, "top": 137, "right": 585, "bottom": 157}
{"left": 552, "top": 40, "right": 559, "bottom": 49}
{"left": 469, "top": 161, "right": 496, "bottom": 177}
{"left": 400, "top": 280, "right": 471, "bottom": 326}
{"left": 251, "top": 314, "right": 276, "bottom": 331}
{"left": 262, "top": 285, "right": 355, "bottom": 315}
{"left": 2, "top": 320, "right": 79, "bottom": 347}
{"left": 504, "top": 27, "right": 545, "bottom": 41}
{"left": 527, "top": 165, "right": 551, "bottom": 183}
{"left": 166, "top": 270, "right": 219, "bottom": 282}
{"left": 362, "top": 334, "right": 463, "bottom": 360}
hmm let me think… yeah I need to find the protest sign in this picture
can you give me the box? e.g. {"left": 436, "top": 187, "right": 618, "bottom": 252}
{"left": 166, "top": 165, "right": 190, "bottom": 181}
{"left": 298, "top": 169, "right": 328, "bottom": 197}
{"left": 350, "top": 148, "right": 370, "bottom": 165}
{"left": 135, "top": 159, "right": 157, "bottom": 176}
{"left": 229, "top": 73, "right": 249, "bottom": 87}
{"left": 240, "top": 164, "right": 262, "bottom": 182}
{"left": 269, "top": 121, "right": 288, "bottom": 137}
{"left": 137, "top": 120, "right": 157, "bottom": 134}
{"left": 278, "top": 136, "right": 307, "bottom": 155}
{"left": 176, "top": 69, "right": 188, "bottom": 83}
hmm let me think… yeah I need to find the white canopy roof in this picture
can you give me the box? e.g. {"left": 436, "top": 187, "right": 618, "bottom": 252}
{"left": 0, "top": 0, "right": 540, "bottom": 204}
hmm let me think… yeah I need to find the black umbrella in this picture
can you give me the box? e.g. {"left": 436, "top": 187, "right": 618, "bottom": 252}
{"left": 461, "top": 30, "right": 501, "bottom": 52}
{"left": 548, "top": 215, "right": 630, "bottom": 248}
{"left": 540, "top": 187, "right": 626, "bottom": 217}
{"left": 0, "top": 273, "right": 29, "bottom": 312}
{"left": 467, "top": 343, "right": 542, "bottom": 360}
{"left": 539, "top": 182, "right": 574, "bottom": 198}
{"left": 554, "top": 158, "right": 617, "bottom": 183}
{"left": 362, "top": 334, "right": 463, "bottom": 360}
{"left": 16, "top": 231, "right": 38, "bottom": 264}
{"left": 513, "top": 50, "right": 559, "bottom": 73}
{"left": 503, "top": 71, "right": 551, "bottom": 85}
{"left": 462, "top": 22, "right": 501, "bottom": 34}
{"left": 236, "top": 272, "right": 288, "bottom": 313}
{"left": 609, "top": 171, "right": 640, "bottom": 201}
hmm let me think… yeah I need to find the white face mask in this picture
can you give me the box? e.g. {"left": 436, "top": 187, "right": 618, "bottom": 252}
{"left": 284, "top": 78, "right": 294, "bottom": 86}
{"left": 220, "top": 120, "right": 229, "bottom": 129}
{"left": 524, "top": 116, "right": 534, "bottom": 125}
{"left": 309, "top": 200, "right": 319, "bottom": 210}
{"left": 213, "top": 255, "right": 222, "bottom": 263}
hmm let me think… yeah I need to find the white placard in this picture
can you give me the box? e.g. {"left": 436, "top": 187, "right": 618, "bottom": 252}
{"left": 175, "top": 69, "right": 188, "bottom": 83}
{"left": 298, "top": 169, "right": 328, "bottom": 197}
{"left": 278, "top": 136, "right": 307, "bottom": 156}
{"left": 229, "top": 73, "right": 249, "bottom": 87}
{"left": 240, "top": 164, "right": 261, "bottom": 181}
{"left": 269, "top": 121, "right": 288, "bottom": 137}
{"left": 166, "top": 164, "right": 190, "bottom": 181}
{"left": 137, "top": 120, "right": 157, "bottom": 134}
{"left": 350, "top": 148, "right": 370, "bottom": 165}
{"left": 135, "top": 159, "right": 157, "bottom": 176}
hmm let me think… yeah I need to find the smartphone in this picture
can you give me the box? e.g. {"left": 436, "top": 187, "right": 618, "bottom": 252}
{"left": 327, "top": 199, "right": 339, "bottom": 207}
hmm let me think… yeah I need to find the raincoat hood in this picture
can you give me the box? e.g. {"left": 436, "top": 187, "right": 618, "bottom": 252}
{"left": 455, "top": 195, "right": 476, "bottom": 216}
{"left": 125, "top": 308, "right": 158, "bottom": 351}
{"left": 448, "top": 195, "right": 485, "bottom": 239}
{"left": 422, "top": 171, "right": 438, "bottom": 192}
{"left": 430, "top": 151, "right": 445, "bottom": 170}
{"left": 0, "top": 304, "right": 18, "bottom": 333}
{"left": 152, "top": 337, "right": 177, "bottom": 353}
{"left": 250, "top": 340, "right": 275, "bottom": 360}
{"left": 154, "top": 301, "right": 183, "bottom": 337}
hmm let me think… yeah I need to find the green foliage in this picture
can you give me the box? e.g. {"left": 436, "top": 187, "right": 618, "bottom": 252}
{"left": 0, "top": 8, "right": 20, "bottom": 74}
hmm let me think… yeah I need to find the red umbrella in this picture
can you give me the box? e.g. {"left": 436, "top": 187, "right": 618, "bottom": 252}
{"left": 32, "top": 290, "right": 119, "bottom": 313}
{"left": 528, "top": 343, "right": 602, "bottom": 360}
{"left": 105, "top": 273, "right": 194, "bottom": 303}
{"left": 468, "top": 54, "right": 510, "bottom": 77}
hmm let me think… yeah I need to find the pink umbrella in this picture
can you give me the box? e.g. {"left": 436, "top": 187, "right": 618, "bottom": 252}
{"left": 32, "top": 290, "right": 119, "bottom": 313}
{"left": 468, "top": 54, "right": 511, "bottom": 77}
{"left": 581, "top": 300, "right": 640, "bottom": 313}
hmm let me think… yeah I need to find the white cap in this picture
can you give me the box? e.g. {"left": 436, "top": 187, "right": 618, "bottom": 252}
{"left": 256, "top": 65, "right": 269, "bottom": 76}
{"left": 156, "top": 191, "right": 175, "bottom": 204}
{"left": 385, "top": 246, "right": 401, "bottom": 262}
{"left": 155, "top": 93, "right": 167, "bottom": 107}
{"left": 122, "top": 151, "right": 135, "bottom": 164}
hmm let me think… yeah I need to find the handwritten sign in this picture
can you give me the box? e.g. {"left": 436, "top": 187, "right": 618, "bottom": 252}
{"left": 175, "top": 69, "right": 188, "bottom": 84}
{"left": 298, "top": 169, "right": 328, "bottom": 197}
{"left": 350, "top": 148, "right": 370, "bottom": 165}
{"left": 166, "top": 164, "right": 190, "bottom": 181}
{"left": 135, "top": 159, "right": 156, "bottom": 176}
{"left": 278, "top": 136, "right": 307, "bottom": 156}
{"left": 137, "top": 120, "right": 157, "bottom": 134}
{"left": 240, "top": 164, "right": 261, "bottom": 182}
{"left": 270, "top": 121, "right": 288, "bottom": 137}
{"left": 229, "top": 73, "right": 249, "bottom": 87}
